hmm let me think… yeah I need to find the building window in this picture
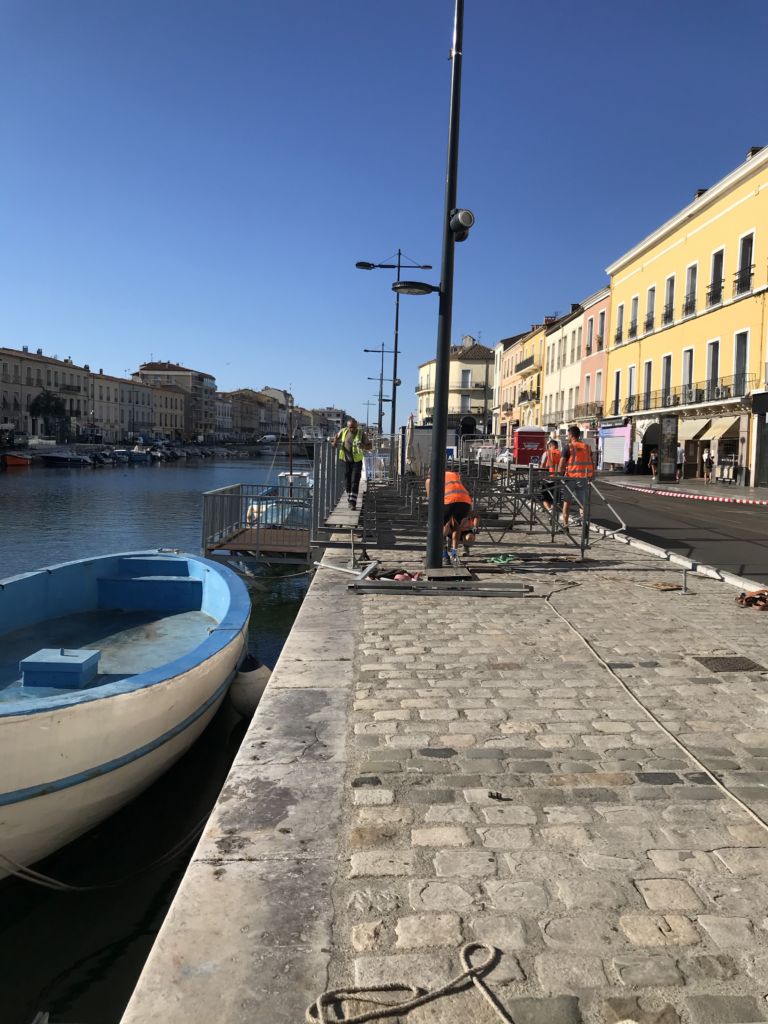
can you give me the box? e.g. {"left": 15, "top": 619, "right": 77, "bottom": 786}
{"left": 645, "top": 287, "right": 655, "bottom": 332}
{"left": 684, "top": 264, "right": 697, "bottom": 316}
{"left": 570, "top": 331, "right": 575, "bottom": 362}
{"left": 597, "top": 311, "right": 605, "bottom": 350}
{"left": 577, "top": 325, "right": 582, "bottom": 358}
{"left": 584, "top": 375, "right": 591, "bottom": 404}
{"left": 595, "top": 371, "right": 603, "bottom": 401}
{"left": 708, "top": 249, "right": 724, "bottom": 306}
{"left": 663, "top": 276, "right": 675, "bottom": 325}
{"left": 734, "top": 331, "right": 748, "bottom": 395}
{"left": 629, "top": 297, "right": 638, "bottom": 338}
{"left": 461, "top": 369, "right": 471, "bottom": 388}
{"left": 612, "top": 370, "right": 621, "bottom": 416}
{"left": 615, "top": 305, "right": 624, "bottom": 343}
{"left": 662, "top": 355, "right": 672, "bottom": 403}
{"left": 735, "top": 233, "right": 754, "bottom": 295}
{"left": 643, "top": 361, "right": 652, "bottom": 410}
{"left": 682, "top": 349, "right": 694, "bottom": 393}
{"left": 586, "top": 318, "right": 594, "bottom": 354}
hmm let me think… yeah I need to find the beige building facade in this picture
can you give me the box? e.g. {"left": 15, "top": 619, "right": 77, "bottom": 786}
{"left": 415, "top": 336, "right": 494, "bottom": 434}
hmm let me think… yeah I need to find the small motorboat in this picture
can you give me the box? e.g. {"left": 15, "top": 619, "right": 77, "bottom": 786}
{"left": 0, "top": 550, "right": 250, "bottom": 878}
{"left": 41, "top": 452, "right": 92, "bottom": 467}
{"left": 1, "top": 452, "right": 32, "bottom": 468}
{"left": 129, "top": 445, "right": 152, "bottom": 463}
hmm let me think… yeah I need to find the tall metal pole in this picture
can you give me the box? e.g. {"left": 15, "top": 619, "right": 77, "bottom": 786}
{"left": 426, "top": 0, "right": 464, "bottom": 568}
{"left": 378, "top": 343, "right": 384, "bottom": 435}
{"left": 390, "top": 249, "right": 402, "bottom": 438}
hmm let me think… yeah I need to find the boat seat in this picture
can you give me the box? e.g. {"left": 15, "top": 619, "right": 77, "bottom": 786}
{"left": 21, "top": 647, "right": 100, "bottom": 689}
{"left": 97, "top": 576, "right": 203, "bottom": 612}
{"left": 116, "top": 555, "right": 190, "bottom": 577}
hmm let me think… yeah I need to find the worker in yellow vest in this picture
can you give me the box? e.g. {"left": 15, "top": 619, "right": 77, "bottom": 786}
{"left": 559, "top": 424, "right": 594, "bottom": 530}
{"left": 331, "top": 417, "right": 371, "bottom": 510}
{"left": 426, "top": 468, "right": 473, "bottom": 565}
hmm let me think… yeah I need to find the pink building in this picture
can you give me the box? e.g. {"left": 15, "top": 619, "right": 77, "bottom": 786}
{"left": 578, "top": 286, "right": 610, "bottom": 430}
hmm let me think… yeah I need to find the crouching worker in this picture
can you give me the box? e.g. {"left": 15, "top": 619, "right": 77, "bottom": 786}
{"left": 458, "top": 512, "right": 480, "bottom": 556}
{"left": 426, "top": 468, "right": 473, "bottom": 566}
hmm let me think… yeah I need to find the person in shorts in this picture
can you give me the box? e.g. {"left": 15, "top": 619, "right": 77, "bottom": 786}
{"left": 426, "top": 468, "right": 473, "bottom": 563}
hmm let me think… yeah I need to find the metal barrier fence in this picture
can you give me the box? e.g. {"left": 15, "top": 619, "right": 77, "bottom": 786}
{"left": 311, "top": 441, "right": 346, "bottom": 541}
{"left": 201, "top": 482, "right": 312, "bottom": 561}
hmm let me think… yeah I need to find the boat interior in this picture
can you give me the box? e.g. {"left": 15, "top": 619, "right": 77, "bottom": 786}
{"left": 0, "top": 554, "right": 226, "bottom": 702}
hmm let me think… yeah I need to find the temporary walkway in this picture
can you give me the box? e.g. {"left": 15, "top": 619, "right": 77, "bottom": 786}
{"left": 122, "top": 484, "right": 768, "bottom": 1024}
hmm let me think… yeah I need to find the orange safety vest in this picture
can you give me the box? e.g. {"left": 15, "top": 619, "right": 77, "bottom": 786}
{"left": 443, "top": 471, "right": 471, "bottom": 506}
{"left": 542, "top": 449, "right": 561, "bottom": 475}
{"left": 564, "top": 439, "right": 594, "bottom": 479}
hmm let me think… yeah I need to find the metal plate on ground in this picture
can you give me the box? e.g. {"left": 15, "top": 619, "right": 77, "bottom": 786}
{"left": 694, "top": 655, "right": 765, "bottom": 673}
{"left": 425, "top": 567, "right": 474, "bottom": 580}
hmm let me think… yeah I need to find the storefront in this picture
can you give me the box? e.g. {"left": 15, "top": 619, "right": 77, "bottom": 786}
{"left": 698, "top": 415, "right": 743, "bottom": 484}
{"left": 599, "top": 423, "right": 631, "bottom": 471}
{"left": 676, "top": 418, "right": 710, "bottom": 479}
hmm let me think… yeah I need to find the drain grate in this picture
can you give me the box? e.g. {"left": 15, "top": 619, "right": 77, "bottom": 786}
{"left": 694, "top": 655, "right": 765, "bottom": 673}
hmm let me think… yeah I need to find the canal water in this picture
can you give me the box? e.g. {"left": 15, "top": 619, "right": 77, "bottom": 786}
{"left": 0, "top": 458, "right": 312, "bottom": 1024}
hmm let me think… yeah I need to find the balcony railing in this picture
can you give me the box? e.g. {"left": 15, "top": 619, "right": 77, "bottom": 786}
{"left": 662, "top": 303, "right": 674, "bottom": 325}
{"left": 621, "top": 372, "right": 755, "bottom": 414}
{"left": 514, "top": 354, "right": 535, "bottom": 373}
{"left": 609, "top": 399, "right": 621, "bottom": 416}
{"left": 614, "top": 327, "right": 623, "bottom": 343}
{"left": 733, "top": 264, "right": 754, "bottom": 296}
{"left": 595, "top": 334, "right": 604, "bottom": 351}
{"left": 628, "top": 322, "right": 638, "bottom": 339}
{"left": 518, "top": 389, "right": 540, "bottom": 404}
{"left": 706, "top": 280, "right": 724, "bottom": 307}
{"left": 545, "top": 408, "right": 575, "bottom": 426}
{"left": 682, "top": 293, "right": 696, "bottom": 317}
{"left": 60, "top": 384, "right": 81, "bottom": 393}
{"left": 574, "top": 402, "right": 603, "bottom": 419}
{"left": 644, "top": 313, "right": 655, "bottom": 332}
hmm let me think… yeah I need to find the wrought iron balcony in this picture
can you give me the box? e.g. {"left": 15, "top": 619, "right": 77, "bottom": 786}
{"left": 628, "top": 322, "right": 638, "bottom": 339}
{"left": 733, "top": 264, "right": 754, "bottom": 296}
{"left": 682, "top": 293, "right": 696, "bottom": 317}
{"left": 662, "top": 303, "right": 674, "bottom": 325}
{"left": 574, "top": 402, "right": 603, "bottom": 419}
{"left": 614, "top": 327, "right": 623, "bottom": 343}
{"left": 60, "top": 383, "right": 82, "bottom": 393}
{"left": 518, "top": 389, "right": 540, "bottom": 405}
{"left": 414, "top": 382, "right": 430, "bottom": 393}
{"left": 595, "top": 334, "right": 604, "bottom": 351}
{"left": 515, "top": 354, "right": 540, "bottom": 375}
{"left": 502, "top": 402, "right": 512, "bottom": 412}
{"left": 644, "top": 313, "right": 655, "bottom": 332}
{"left": 609, "top": 399, "right": 621, "bottom": 416}
{"left": 621, "top": 372, "right": 755, "bottom": 414}
{"left": 706, "top": 280, "right": 724, "bottom": 306}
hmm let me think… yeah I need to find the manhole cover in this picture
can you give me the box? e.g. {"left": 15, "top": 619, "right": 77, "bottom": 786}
{"left": 694, "top": 656, "right": 765, "bottom": 673}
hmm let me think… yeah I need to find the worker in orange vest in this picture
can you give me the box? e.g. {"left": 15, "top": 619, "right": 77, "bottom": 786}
{"left": 426, "top": 468, "right": 473, "bottom": 564}
{"left": 540, "top": 439, "right": 561, "bottom": 512}
{"left": 559, "top": 424, "right": 594, "bottom": 530}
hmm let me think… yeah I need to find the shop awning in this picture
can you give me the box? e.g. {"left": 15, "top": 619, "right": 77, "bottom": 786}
{"left": 677, "top": 418, "right": 710, "bottom": 441}
{"left": 699, "top": 416, "right": 740, "bottom": 441}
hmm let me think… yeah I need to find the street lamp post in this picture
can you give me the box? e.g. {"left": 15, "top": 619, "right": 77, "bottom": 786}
{"left": 356, "top": 250, "right": 431, "bottom": 437}
{"left": 363, "top": 344, "right": 393, "bottom": 434}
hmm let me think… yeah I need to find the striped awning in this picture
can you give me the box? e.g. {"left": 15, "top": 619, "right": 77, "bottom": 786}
{"left": 699, "top": 416, "right": 740, "bottom": 442}
{"left": 677, "top": 418, "right": 710, "bottom": 441}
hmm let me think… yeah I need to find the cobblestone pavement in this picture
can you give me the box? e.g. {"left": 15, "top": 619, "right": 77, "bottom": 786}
{"left": 329, "top": 524, "right": 768, "bottom": 1023}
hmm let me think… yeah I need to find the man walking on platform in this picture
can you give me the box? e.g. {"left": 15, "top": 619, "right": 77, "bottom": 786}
{"left": 331, "top": 417, "right": 371, "bottom": 510}
{"left": 559, "top": 424, "right": 594, "bottom": 530}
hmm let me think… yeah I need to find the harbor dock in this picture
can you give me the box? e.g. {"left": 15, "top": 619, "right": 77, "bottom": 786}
{"left": 122, "top": 480, "right": 768, "bottom": 1024}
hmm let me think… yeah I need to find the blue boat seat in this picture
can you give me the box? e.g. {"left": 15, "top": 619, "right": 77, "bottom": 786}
{"left": 115, "top": 556, "right": 190, "bottom": 577}
{"left": 97, "top": 576, "right": 203, "bottom": 612}
{"left": 21, "top": 647, "right": 100, "bottom": 689}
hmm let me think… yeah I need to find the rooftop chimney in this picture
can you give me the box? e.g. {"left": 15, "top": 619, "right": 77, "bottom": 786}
{"left": 694, "top": 188, "right": 708, "bottom": 199}
{"left": 544, "top": 315, "right": 557, "bottom": 325}
{"left": 99, "top": 368, "right": 104, "bottom": 374}
{"left": 22, "top": 345, "right": 28, "bottom": 352}
{"left": 746, "top": 146, "right": 764, "bottom": 160}
{"left": 36, "top": 347, "right": 42, "bottom": 355}
{"left": 570, "top": 303, "right": 580, "bottom": 313}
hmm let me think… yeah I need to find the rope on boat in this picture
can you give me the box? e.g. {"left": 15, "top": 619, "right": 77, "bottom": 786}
{"left": 0, "top": 809, "right": 212, "bottom": 892}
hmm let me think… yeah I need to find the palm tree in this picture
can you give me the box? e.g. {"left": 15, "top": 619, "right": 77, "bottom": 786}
{"left": 30, "top": 390, "right": 67, "bottom": 440}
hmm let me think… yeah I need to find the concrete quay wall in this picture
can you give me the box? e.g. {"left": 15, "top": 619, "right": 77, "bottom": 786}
{"left": 122, "top": 524, "right": 768, "bottom": 1024}
{"left": 120, "top": 549, "right": 356, "bottom": 1023}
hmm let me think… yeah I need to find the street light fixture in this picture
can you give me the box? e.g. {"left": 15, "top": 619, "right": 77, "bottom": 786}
{"left": 355, "top": 250, "right": 432, "bottom": 436}
{"left": 363, "top": 344, "right": 394, "bottom": 434}
{"left": 392, "top": 281, "right": 440, "bottom": 297}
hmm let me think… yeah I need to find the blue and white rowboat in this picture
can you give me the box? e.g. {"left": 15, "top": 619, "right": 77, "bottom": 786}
{"left": 0, "top": 551, "right": 250, "bottom": 878}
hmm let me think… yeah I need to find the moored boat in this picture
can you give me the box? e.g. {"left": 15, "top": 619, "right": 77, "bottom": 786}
{"left": 1, "top": 452, "right": 32, "bottom": 468}
{"left": 41, "top": 452, "right": 92, "bottom": 467}
{"left": 0, "top": 550, "right": 250, "bottom": 878}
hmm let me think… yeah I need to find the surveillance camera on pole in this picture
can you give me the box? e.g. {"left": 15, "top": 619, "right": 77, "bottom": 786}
{"left": 449, "top": 208, "right": 475, "bottom": 242}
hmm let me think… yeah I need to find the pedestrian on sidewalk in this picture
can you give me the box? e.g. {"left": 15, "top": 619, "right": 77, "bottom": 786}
{"left": 649, "top": 447, "right": 659, "bottom": 481}
{"left": 676, "top": 443, "right": 685, "bottom": 482}
{"left": 559, "top": 425, "right": 594, "bottom": 531}
{"left": 540, "top": 438, "right": 561, "bottom": 511}
{"left": 703, "top": 448, "right": 714, "bottom": 484}
{"left": 331, "top": 417, "right": 371, "bottom": 510}
{"left": 426, "top": 468, "right": 473, "bottom": 565}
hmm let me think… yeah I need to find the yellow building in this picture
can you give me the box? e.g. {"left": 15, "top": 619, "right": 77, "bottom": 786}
{"left": 605, "top": 146, "right": 768, "bottom": 485}
{"left": 507, "top": 322, "right": 551, "bottom": 433}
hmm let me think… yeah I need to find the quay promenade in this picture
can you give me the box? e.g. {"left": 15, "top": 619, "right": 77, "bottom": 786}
{"left": 122, "top": 487, "right": 768, "bottom": 1024}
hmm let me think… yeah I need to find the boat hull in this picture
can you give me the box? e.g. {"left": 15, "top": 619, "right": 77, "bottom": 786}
{"left": 0, "top": 551, "right": 250, "bottom": 878}
{"left": 1, "top": 453, "right": 32, "bottom": 467}
{"left": 0, "top": 633, "right": 244, "bottom": 874}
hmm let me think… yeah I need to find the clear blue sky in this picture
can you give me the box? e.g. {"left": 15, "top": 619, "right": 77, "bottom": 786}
{"left": 1, "top": 0, "right": 766, "bottom": 425}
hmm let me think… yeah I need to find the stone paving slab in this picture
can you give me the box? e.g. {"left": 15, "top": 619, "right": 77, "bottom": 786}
{"left": 122, "top": 501, "right": 768, "bottom": 1024}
